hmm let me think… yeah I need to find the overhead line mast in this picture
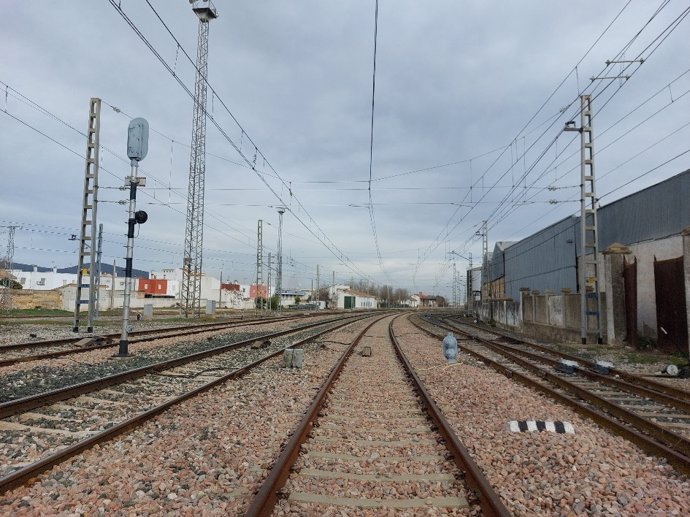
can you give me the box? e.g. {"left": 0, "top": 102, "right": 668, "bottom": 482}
{"left": 181, "top": 0, "right": 218, "bottom": 318}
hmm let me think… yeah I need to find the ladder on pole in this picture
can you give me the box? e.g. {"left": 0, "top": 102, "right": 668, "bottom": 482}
{"left": 579, "top": 95, "right": 602, "bottom": 344}
{"left": 73, "top": 98, "right": 101, "bottom": 332}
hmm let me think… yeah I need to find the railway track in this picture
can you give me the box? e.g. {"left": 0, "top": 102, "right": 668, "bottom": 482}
{"left": 413, "top": 315, "right": 690, "bottom": 475}
{"left": 0, "top": 313, "right": 320, "bottom": 367}
{"left": 246, "top": 315, "right": 509, "bottom": 516}
{"left": 0, "top": 313, "right": 377, "bottom": 494}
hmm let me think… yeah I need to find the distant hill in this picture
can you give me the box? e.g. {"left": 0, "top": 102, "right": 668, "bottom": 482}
{"left": 12, "top": 262, "right": 149, "bottom": 278}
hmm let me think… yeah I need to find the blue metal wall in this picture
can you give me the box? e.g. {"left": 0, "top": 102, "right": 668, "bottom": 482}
{"left": 498, "top": 168, "right": 690, "bottom": 301}
{"left": 503, "top": 216, "right": 579, "bottom": 301}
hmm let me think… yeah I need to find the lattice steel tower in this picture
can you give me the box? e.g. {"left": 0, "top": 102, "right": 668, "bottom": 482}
{"left": 181, "top": 1, "right": 218, "bottom": 317}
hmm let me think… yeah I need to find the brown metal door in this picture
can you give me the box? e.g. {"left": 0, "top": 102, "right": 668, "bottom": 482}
{"left": 654, "top": 256, "right": 687, "bottom": 353}
{"left": 623, "top": 258, "right": 637, "bottom": 347}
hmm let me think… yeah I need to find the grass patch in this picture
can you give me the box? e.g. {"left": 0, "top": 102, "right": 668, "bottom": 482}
{"left": 5, "top": 308, "right": 71, "bottom": 317}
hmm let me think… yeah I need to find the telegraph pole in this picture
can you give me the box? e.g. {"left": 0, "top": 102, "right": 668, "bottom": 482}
{"left": 565, "top": 94, "right": 601, "bottom": 344}
{"left": 181, "top": 1, "right": 218, "bottom": 318}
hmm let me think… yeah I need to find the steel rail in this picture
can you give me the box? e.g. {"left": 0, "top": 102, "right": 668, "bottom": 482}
{"left": 439, "top": 318, "right": 690, "bottom": 414}
{"left": 0, "top": 313, "right": 311, "bottom": 352}
{"left": 389, "top": 316, "right": 511, "bottom": 517}
{"left": 447, "top": 315, "right": 690, "bottom": 401}
{"left": 465, "top": 337, "right": 690, "bottom": 459}
{"left": 0, "top": 314, "right": 377, "bottom": 494}
{"left": 0, "top": 314, "right": 317, "bottom": 367}
{"left": 0, "top": 314, "right": 366, "bottom": 419}
{"left": 412, "top": 317, "right": 690, "bottom": 476}
{"left": 244, "top": 315, "right": 387, "bottom": 517}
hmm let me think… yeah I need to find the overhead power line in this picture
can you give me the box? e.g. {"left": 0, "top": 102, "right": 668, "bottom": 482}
{"left": 0, "top": 79, "right": 256, "bottom": 247}
{"left": 109, "top": 0, "right": 379, "bottom": 287}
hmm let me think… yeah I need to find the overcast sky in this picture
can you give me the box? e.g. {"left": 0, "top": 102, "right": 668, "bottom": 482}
{"left": 2, "top": 0, "right": 689, "bottom": 298}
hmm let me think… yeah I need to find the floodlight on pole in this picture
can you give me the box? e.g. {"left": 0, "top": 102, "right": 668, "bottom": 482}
{"left": 180, "top": 0, "right": 218, "bottom": 318}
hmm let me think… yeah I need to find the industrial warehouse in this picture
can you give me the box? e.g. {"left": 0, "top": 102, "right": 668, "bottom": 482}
{"left": 478, "top": 167, "right": 690, "bottom": 354}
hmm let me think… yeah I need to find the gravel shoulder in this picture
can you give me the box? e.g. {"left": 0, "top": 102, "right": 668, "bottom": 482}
{"left": 396, "top": 316, "right": 690, "bottom": 516}
{"left": 0, "top": 319, "right": 370, "bottom": 515}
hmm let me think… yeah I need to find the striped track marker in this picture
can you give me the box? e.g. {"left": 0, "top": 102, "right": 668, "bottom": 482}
{"left": 508, "top": 420, "right": 574, "bottom": 434}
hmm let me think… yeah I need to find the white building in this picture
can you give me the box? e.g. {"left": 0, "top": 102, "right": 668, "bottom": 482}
{"left": 11, "top": 266, "right": 77, "bottom": 290}
{"left": 329, "top": 285, "right": 377, "bottom": 310}
{"left": 401, "top": 294, "right": 420, "bottom": 308}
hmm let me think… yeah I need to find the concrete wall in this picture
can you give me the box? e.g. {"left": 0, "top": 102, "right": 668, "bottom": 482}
{"left": 626, "top": 235, "right": 682, "bottom": 338}
{"left": 478, "top": 291, "right": 607, "bottom": 344}
{"left": 10, "top": 289, "right": 63, "bottom": 310}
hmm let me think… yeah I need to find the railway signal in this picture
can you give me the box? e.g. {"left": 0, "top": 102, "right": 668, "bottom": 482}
{"left": 118, "top": 118, "right": 149, "bottom": 357}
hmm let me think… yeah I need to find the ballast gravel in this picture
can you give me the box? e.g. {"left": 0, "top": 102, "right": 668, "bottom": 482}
{"left": 395, "top": 316, "right": 690, "bottom": 516}
{"left": 0, "top": 320, "right": 369, "bottom": 515}
{"left": 0, "top": 315, "right": 345, "bottom": 402}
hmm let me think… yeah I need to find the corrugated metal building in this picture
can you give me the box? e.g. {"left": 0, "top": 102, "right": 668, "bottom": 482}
{"left": 492, "top": 168, "right": 690, "bottom": 301}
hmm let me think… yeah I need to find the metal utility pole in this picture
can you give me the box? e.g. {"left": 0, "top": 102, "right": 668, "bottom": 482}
{"left": 218, "top": 271, "right": 223, "bottom": 309}
{"left": 0, "top": 225, "right": 18, "bottom": 311}
{"left": 452, "top": 262, "right": 458, "bottom": 307}
{"left": 94, "top": 223, "right": 103, "bottom": 319}
{"left": 467, "top": 252, "right": 473, "bottom": 309}
{"left": 565, "top": 94, "right": 601, "bottom": 344}
{"left": 276, "top": 208, "right": 285, "bottom": 309}
{"left": 482, "top": 223, "right": 488, "bottom": 303}
{"left": 267, "top": 252, "right": 272, "bottom": 310}
{"left": 480, "top": 220, "right": 494, "bottom": 323}
{"left": 73, "top": 97, "right": 101, "bottom": 332}
{"left": 181, "top": 1, "right": 218, "bottom": 318}
{"left": 118, "top": 118, "right": 149, "bottom": 357}
{"left": 256, "top": 219, "right": 263, "bottom": 309}
{"left": 316, "top": 264, "right": 320, "bottom": 305}
{"left": 110, "top": 260, "right": 116, "bottom": 310}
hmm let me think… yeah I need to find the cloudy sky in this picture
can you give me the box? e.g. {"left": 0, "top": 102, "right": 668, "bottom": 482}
{"left": 2, "top": 0, "right": 689, "bottom": 299}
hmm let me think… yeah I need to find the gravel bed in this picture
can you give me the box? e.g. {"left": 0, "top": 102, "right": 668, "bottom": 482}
{"left": 420, "top": 315, "right": 690, "bottom": 395}
{"left": 0, "top": 315, "right": 356, "bottom": 402}
{"left": 0, "top": 318, "right": 372, "bottom": 480}
{"left": 0, "top": 319, "right": 190, "bottom": 346}
{"left": 0, "top": 320, "right": 373, "bottom": 514}
{"left": 275, "top": 316, "right": 473, "bottom": 516}
{"left": 0, "top": 312, "right": 317, "bottom": 346}
{"left": 449, "top": 317, "right": 690, "bottom": 384}
{"left": 396, "top": 315, "right": 690, "bottom": 516}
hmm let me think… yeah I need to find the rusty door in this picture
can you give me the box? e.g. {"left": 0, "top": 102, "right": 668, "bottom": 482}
{"left": 654, "top": 256, "right": 687, "bottom": 353}
{"left": 623, "top": 258, "right": 637, "bottom": 347}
